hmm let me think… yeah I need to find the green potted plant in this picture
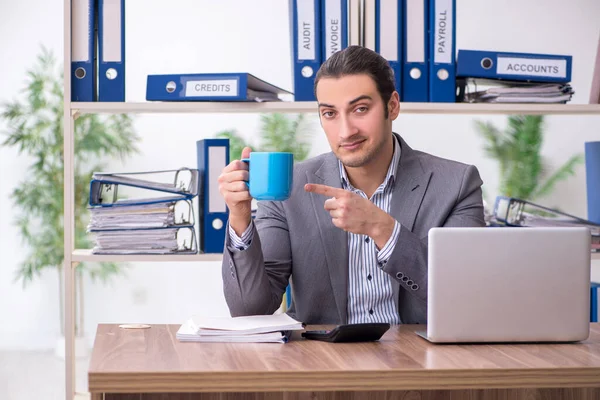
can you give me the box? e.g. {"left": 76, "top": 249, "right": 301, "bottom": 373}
{"left": 216, "top": 113, "right": 312, "bottom": 162}
{"left": 0, "top": 46, "right": 140, "bottom": 356}
{"left": 475, "top": 115, "right": 583, "bottom": 216}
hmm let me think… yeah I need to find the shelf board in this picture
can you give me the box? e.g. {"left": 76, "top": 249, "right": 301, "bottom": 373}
{"left": 73, "top": 249, "right": 599, "bottom": 262}
{"left": 72, "top": 249, "right": 223, "bottom": 263}
{"left": 72, "top": 101, "right": 318, "bottom": 114}
{"left": 70, "top": 102, "right": 600, "bottom": 115}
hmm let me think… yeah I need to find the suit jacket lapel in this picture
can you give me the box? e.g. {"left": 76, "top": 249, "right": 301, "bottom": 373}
{"left": 305, "top": 136, "right": 432, "bottom": 323}
{"left": 307, "top": 154, "right": 349, "bottom": 323}
{"left": 390, "top": 135, "right": 432, "bottom": 304}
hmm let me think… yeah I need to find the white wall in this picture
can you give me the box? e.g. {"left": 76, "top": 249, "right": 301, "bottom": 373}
{"left": 0, "top": 0, "right": 599, "bottom": 350}
{"left": 0, "top": 0, "right": 67, "bottom": 350}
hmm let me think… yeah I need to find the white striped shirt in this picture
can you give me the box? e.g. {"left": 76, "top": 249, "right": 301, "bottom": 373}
{"left": 340, "top": 135, "right": 401, "bottom": 324}
{"left": 228, "top": 136, "right": 402, "bottom": 324}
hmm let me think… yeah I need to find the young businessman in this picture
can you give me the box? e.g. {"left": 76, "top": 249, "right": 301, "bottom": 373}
{"left": 218, "top": 46, "right": 485, "bottom": 325}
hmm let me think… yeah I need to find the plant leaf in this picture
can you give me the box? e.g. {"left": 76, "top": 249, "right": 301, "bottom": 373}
{"left": 0, "top": 45, "right": 136, "bottom": 287}
{"left": 476, "top": 114, "right": 582, "bottom": 204}
{"left": 258, "top": 113, "right": 312, "bottom": 161}
{"left": 474, "top": 119, "right": 511, "bottom": 183}
{"left": 532, "top": 153, "right": 584, "bottom": 200}
{"left": 215, "top": 129, "right": 249, "bottom": 160}
{"left": 502, "top": 115, "right": 544, "bottom": 198}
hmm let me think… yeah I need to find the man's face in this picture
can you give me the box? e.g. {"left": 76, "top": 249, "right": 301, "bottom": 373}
{"left": 316, "top": 74, "right": 398, "bottom": 168}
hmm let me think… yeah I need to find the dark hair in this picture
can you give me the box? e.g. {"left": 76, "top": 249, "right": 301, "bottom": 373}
{"left": 314, "top": 45, "right": 396, "bottom": 118}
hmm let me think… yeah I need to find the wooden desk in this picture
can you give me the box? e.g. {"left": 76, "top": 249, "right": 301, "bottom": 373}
{"left": 88, "top": 323, "right": 600, "bottom": 400}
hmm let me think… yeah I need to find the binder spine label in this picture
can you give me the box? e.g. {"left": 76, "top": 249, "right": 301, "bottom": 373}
{"left": 433, "top": 0, "right": 452, "bottom": 64}
{"left": 349, "top": 0, "right": 360, "bottom": 46}
{"left": 208, "top": 147, "right": 227, "bottom": 213}
{"left": 185, "top": 79, "right": 238, "bottom": 97}
{"left": 297, "top": 0, "right": 316, "bottom": 60}
{"left": 72, "top": 0, "right": 91, "bottom": 61}
{"left": 102, "top": 0, "right": 122, "bottom": 62}
{"left": 406, "top": 0, "right": 425, "bottom": 63}
{"left": 379, "top": 0, "right": 399, "bottom": 61}
{"left": 497, "top": 57, "right": 567, "bottom": 79}
{"left": 324, "top": 0, "right": 342, "bottom": 59}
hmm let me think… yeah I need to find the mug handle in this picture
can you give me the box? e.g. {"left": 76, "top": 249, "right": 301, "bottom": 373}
{"left": 241, "top": 158, "right": 250, "bottom": 188}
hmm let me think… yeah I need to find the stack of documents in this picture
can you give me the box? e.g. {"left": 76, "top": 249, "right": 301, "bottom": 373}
{"left": 491, "top": 196, "right": 600, "bottom": 252}
{"left": 457, "top": 78, "right": 574, "bottom": 104}
{"left": 456, "top": 50, "right": 574, "bottom": 104}
{"left": 87, "top": 168, "right": 199, "bottom": 255}
{"left": 177, "top": 313, "right": 305, "bottom": 343}
{"left": 89, "top": 201, "right": 187, "bottom": 230}
{"left": 93, "top": 227, "right": 196, "bottom": 255}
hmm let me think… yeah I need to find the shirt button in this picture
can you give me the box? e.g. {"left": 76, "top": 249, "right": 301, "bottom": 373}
{"left": 369, "top": 309, "right": 374, "bottom": 315}
{"left": 365, "top": 237, "right": 370, "bottom": 243}
{"left": 367, "top": 274, "right": 372, "bottom": 281}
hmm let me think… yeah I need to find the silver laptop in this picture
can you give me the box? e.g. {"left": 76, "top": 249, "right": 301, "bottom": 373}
{"left": 419, "top": 227, "right": 591, "bottom": 343}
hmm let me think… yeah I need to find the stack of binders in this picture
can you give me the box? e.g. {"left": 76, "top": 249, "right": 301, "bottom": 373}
{"left": 87, "top": 168, "right": 199, "bottom": 255}
{"left": 73, "top": 1, "right": 575, "bottom": 105}
{"left": 456, "top": 50, "right": 574, "bottom": 104}
{"left": 292, "top": 0, "right": 457, "bottom": 102}
{"left": 296, "top": 0, "right": 576, "bottom": 104}
{"left": 490, "top": 196, "right": 600, "bottom": 253}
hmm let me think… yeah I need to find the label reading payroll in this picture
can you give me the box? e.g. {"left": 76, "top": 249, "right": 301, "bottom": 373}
{"left": 434, "top": 0, "right": 453, "bottom": 64}
{"left": 497, "top": 57, "right": 567, "bottom": 79}
{"left": 185, "top": 79, "right": 238, "bottom": 97}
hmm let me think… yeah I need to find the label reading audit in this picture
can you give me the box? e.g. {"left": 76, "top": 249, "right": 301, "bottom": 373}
{"left": 185, "top": 79, "right": 238, "bottom": 97}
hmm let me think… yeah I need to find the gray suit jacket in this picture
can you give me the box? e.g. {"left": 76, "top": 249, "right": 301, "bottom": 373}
{"left": 222, "top": 134, "right": 485, "bottom": 324}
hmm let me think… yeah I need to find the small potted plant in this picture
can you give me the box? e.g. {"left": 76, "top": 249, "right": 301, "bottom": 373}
{"left": 1, "top": 46, "right": 140, "bottom": 357}
{"left": 475, "top": 114, "right": 583, "bottom": 220}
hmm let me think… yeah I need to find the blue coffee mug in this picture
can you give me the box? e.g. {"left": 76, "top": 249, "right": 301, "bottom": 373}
{"left": 241, "top": 152, "right": 294, "bottom": 201}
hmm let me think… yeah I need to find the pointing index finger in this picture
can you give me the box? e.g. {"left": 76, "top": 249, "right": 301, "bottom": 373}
{"left": 304, "top": 183, "right": 347, "bottom": 197}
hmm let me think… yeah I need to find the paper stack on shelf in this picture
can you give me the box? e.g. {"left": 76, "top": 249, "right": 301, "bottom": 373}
{"left": 87, "top": 168, "right": 199, "bottom": 255}
{"left": 176, "top": 313, "right": 305, "bottom": 343}
{"left": 457, "top": 78, "right": 574, "bottom": 104}
{"left": 490, "top": 196, "right": 600, "bottom": 252}
{"left": 89, "top": 201, "right": 190, "bottom": 229}
{"left": 456, "top": 50, "right": 574, "bottom": 104}
{"left": 92, "top": 226, "right": 197, "bottom": 255}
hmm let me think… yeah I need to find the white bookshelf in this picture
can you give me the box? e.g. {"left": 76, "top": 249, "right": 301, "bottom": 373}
{"left": 61, "top": 2, "right": 600, "bottom": 400}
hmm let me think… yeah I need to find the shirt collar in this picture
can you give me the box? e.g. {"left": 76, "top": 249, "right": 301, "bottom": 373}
{"left": 338, "top": 135, "right": 401, "bottom": 191}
